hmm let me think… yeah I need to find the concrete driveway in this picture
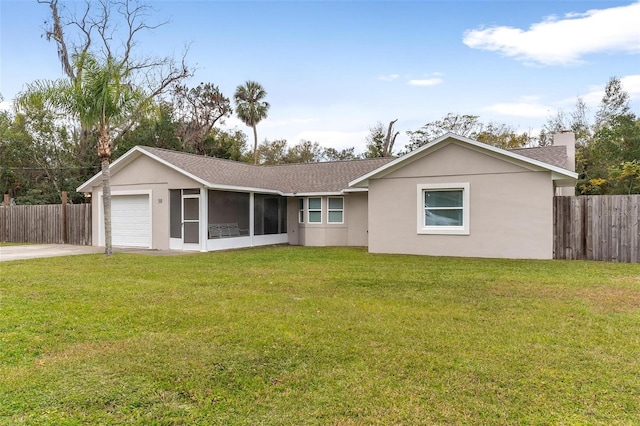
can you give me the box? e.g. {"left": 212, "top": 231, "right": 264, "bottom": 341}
{"left": 0, "top": 244, "right": 189, "bottom": 261}
{"left": 0, "top": 244, "right": 104, "bottom": 261}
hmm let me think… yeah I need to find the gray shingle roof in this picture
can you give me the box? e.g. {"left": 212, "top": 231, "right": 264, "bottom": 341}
{"left": 141, "top": 146, "right": 394, "bottom": 194}
{"left": 261, "top": 159, "right": 395, "bottom": 193}
{"left": 509, "top": 146, "right": 568, "bottom": 169}
{"left": 139, "top": 142, "right": 569, "bottom": 194}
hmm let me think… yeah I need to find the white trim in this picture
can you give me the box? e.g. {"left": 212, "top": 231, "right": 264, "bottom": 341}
{"left": 181, "top": 191, "right": 201, "bottom": 250}
{"left": 349, "top": 133, "right": 578, "bottom": 188}
{"left": 292, "top": 191, "right": 343, "bottom": 196}
{"left": 298, "top": 198, "right": 304, "bottom": 224}
{"left": 98, "top": 189, "right": 153, "bottom": 248}
{"left": 416, "top": 183, "right": 470, "bottom": 235}
{"left": 307, "top": 197, "right": 323, "bottom": 224}
{"left": 206, "top": 183, "right": 283, "bottom": 195}
{"left": 249, "top": 192, "right": 255, "bottom": 244}
{"left": 327, "top": 196, "right": 345, "bottom": 224}
{"left": 199, "top": 188, "right": 208, "bottom": 252}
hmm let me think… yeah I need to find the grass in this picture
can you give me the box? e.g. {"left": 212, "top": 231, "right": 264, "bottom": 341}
{"left": 1, "top": 246, "right": 639, "bottom": 425}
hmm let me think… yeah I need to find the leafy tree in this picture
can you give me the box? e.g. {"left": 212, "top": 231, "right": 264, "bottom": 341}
{"left": 576, "top": 77, "right": 640, "bottom": 194}
{"left": 285, "top": 140, "right": 324, "bottom": 163}
{"left": 405, "top": 113, "right": 483, "bottom": 152}
{"left": 234, "top": 81, "right": 270, "bottom": 165}
{"left": 364, "top": 120, "right": 399, "bottom": 158}
{"left": 475, "top": 123, "right": 531, "bottom": 149}
{"left": 256, "top": 139, "right": 287, "bottom": 165}
{"left": 173, "top": 83, "right": 232, "bottom": 155}
{"left": 114, "top": 101, "right": 182, "bottom": 159}
{"left": 364, "top": 123, "right": 385, "bottom": 158}
{"left": 114, "top": 101, "right": 247, "bottom": 161}
{"left": 404, "top": 113, "right": 531, "bottom": 154}
{"left": 323, "top": 147, "right": 359, "bottom": 161}
{"left": 1, "top": 95, "right": 95, "bottom": 204}
{"left": 201, "top": 128, "right": 248, "bottom": 161}
{"left": 0, "top": 105, "right": 31, "bottom": 202}
{"left": 17, "top": 54, "right": 152, "bottom": 254}
{"left": 595, "top": 76, "right": 630, "bottom": 128}
{"left": 607, "top": 161, "right": 640, "bottom": 195}
{"left": 540, "top": 97, "right": 592, "bottom": 147}
{"left": 31, "top": 0, "right": 191, "bottom": 255}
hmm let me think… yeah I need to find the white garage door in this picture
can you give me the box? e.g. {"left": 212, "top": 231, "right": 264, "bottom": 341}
{"left": 111, "top": 194, "right": 151, "bottom": 248}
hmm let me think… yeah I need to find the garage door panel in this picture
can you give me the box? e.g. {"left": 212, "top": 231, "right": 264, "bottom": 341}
{"left": 111, "top": 194, "right": 150, "bottom": 248}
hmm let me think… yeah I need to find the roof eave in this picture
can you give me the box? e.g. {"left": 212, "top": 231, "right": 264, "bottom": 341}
{"left": 291, "top": 191, "right": 345, "bottom": 197}
{"left": 552, "top": 170, "right": 579, "bottom": 184}
{"left": 207, "top": 184, "right": 283, "bottom": 195}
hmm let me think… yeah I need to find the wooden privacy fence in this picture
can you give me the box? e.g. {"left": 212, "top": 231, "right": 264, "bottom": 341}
{"left": 1, "top": 194, "right": 92, "bottom": 245}
{"left": 554, "top": 195, "right": 639, "bottom": 262}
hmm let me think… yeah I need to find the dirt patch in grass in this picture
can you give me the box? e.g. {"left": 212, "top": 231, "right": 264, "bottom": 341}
{"left": 488, "top": 281, "right": 640, "bottom": 313}
{"left": 576, "top": 286, "right": 640, "bottom": 313}
{"left": 35, "top": 339, "right": 133, "bottom": 366}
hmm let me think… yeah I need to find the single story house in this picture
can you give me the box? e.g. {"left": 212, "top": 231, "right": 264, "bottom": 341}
{"left": 78, "top": 132, "right": 578, "bottom": 259}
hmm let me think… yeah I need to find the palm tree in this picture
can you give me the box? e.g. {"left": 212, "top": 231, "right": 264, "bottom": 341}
{"left": 234, "top": 81, "right": 269, "bottom": 164}
{"left": 18, "top": 53, "right": 148, "bottom": 256}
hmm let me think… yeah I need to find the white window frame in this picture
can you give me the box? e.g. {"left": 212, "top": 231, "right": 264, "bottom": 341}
{"left": 298, "top": 198, "right": 304, "bottom": 224}
{"left": 417, "top": 183, "right": 470, "bottom": 235}
{"left": 327, "top": 197, "right": 344, "bottom": 224}
{"left": 307, "top": 197, "right": 322, "bottom": 223}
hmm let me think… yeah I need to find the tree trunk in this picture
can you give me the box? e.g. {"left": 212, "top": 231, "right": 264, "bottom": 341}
{"left": 98, "top": 128, "right": 113, "bottom": 256}
{"left": 383, "top": 119, "right": 399, "bottom": 157}
{"left": 101, "top": 157, "right": 112, "bottom": 256}
{"left": 252, "top": 124, "right": 259, "bottom": 165}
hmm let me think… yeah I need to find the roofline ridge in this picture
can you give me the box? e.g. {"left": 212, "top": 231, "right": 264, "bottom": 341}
{"left": 141, "top": 146, "right": 258, "bottom": 167}
{"left": 262, "top": 157, "right": 396, "bottom": 168}
{"left": 509, "top": 145, "right": 564, "bottom": 151}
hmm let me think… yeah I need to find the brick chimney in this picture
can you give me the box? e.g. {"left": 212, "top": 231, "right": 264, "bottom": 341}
{"left": 553, "top": 131, "right": 575, "bottom": 171}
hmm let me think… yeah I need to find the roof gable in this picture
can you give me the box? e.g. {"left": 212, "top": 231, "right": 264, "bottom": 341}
{"left": 349, "top": 133, "right": 578, "bottom": 188}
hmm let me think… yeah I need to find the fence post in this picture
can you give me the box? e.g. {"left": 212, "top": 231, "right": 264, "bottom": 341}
{"left": 2, "top": 194, "right": 8, "bottom": 243}
{"left": 62, "top": 191, "right": 68, "bottom": 244}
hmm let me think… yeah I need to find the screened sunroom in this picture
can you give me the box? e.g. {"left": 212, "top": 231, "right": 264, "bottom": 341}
{"left": 169, "top": 188, "right": 288, "bottom": 251}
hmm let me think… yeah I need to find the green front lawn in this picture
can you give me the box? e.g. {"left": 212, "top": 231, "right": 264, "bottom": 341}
{"left": 1, "top": 247, "right": 639, "bottom": 425}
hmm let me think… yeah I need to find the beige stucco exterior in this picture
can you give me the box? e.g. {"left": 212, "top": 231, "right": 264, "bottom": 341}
{"left": 89, "top": 152, "right": 367, "bottom": 252}
{"left": 81, "top": 136, "right": 576, "bottom": 257}
{"left": 89, "top": 153, "right": 202, "bottom": 250}
{"left": 289, "top": 192, "right": 369, "bottom": 247}
{"left": 367, "top": 141, "right": 556, "bottom": 259}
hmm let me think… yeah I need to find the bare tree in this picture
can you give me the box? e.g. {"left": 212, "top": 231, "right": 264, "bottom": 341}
{"left": 172, "top": 83, "right": 232, "bottom": 155}
{"left": 37, "top": 0, "right": 192, "bottom": 255}
{"left": 382, "top": 119, "right": 399, "bottom": 157}
{"left": 365, "top": 119, "right": 399, "bottom": 158}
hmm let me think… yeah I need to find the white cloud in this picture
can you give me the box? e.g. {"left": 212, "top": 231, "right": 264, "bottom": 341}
{"left": 463, "top": 2, "right": 640, "bottom": 65}
{"left": 483, "top": 98, "right": 552, "bottom": 118}
{"left": 262, "top": 117, "right": 317, "bottom": 128}
{"left": 620, "top": 74, "right": 640, "bottom": 98}
{"left": 408, "top": 78, "right": 443, "bottom": 87}
{"left": 0, "top": 100, "right": 12, "bottom": 112}
{"left": 378, "top": 74, "right": 399, "bottom": 82}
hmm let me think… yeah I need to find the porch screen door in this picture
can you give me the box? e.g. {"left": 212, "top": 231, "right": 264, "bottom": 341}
{"left": 183, "top": 195, "right": 200, "bottom": 244}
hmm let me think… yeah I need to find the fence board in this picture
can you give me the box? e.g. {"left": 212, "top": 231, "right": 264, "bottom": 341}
{"left": 554, "top": 195, "right": 640, "bottom": 263}
{"left": 0, "top": 203, "right": 91, "bottom": 245}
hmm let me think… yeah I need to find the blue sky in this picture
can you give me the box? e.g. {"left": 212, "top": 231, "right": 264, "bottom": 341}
{"left": 1, "top": 0, "right": 639, "bottom": 154}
